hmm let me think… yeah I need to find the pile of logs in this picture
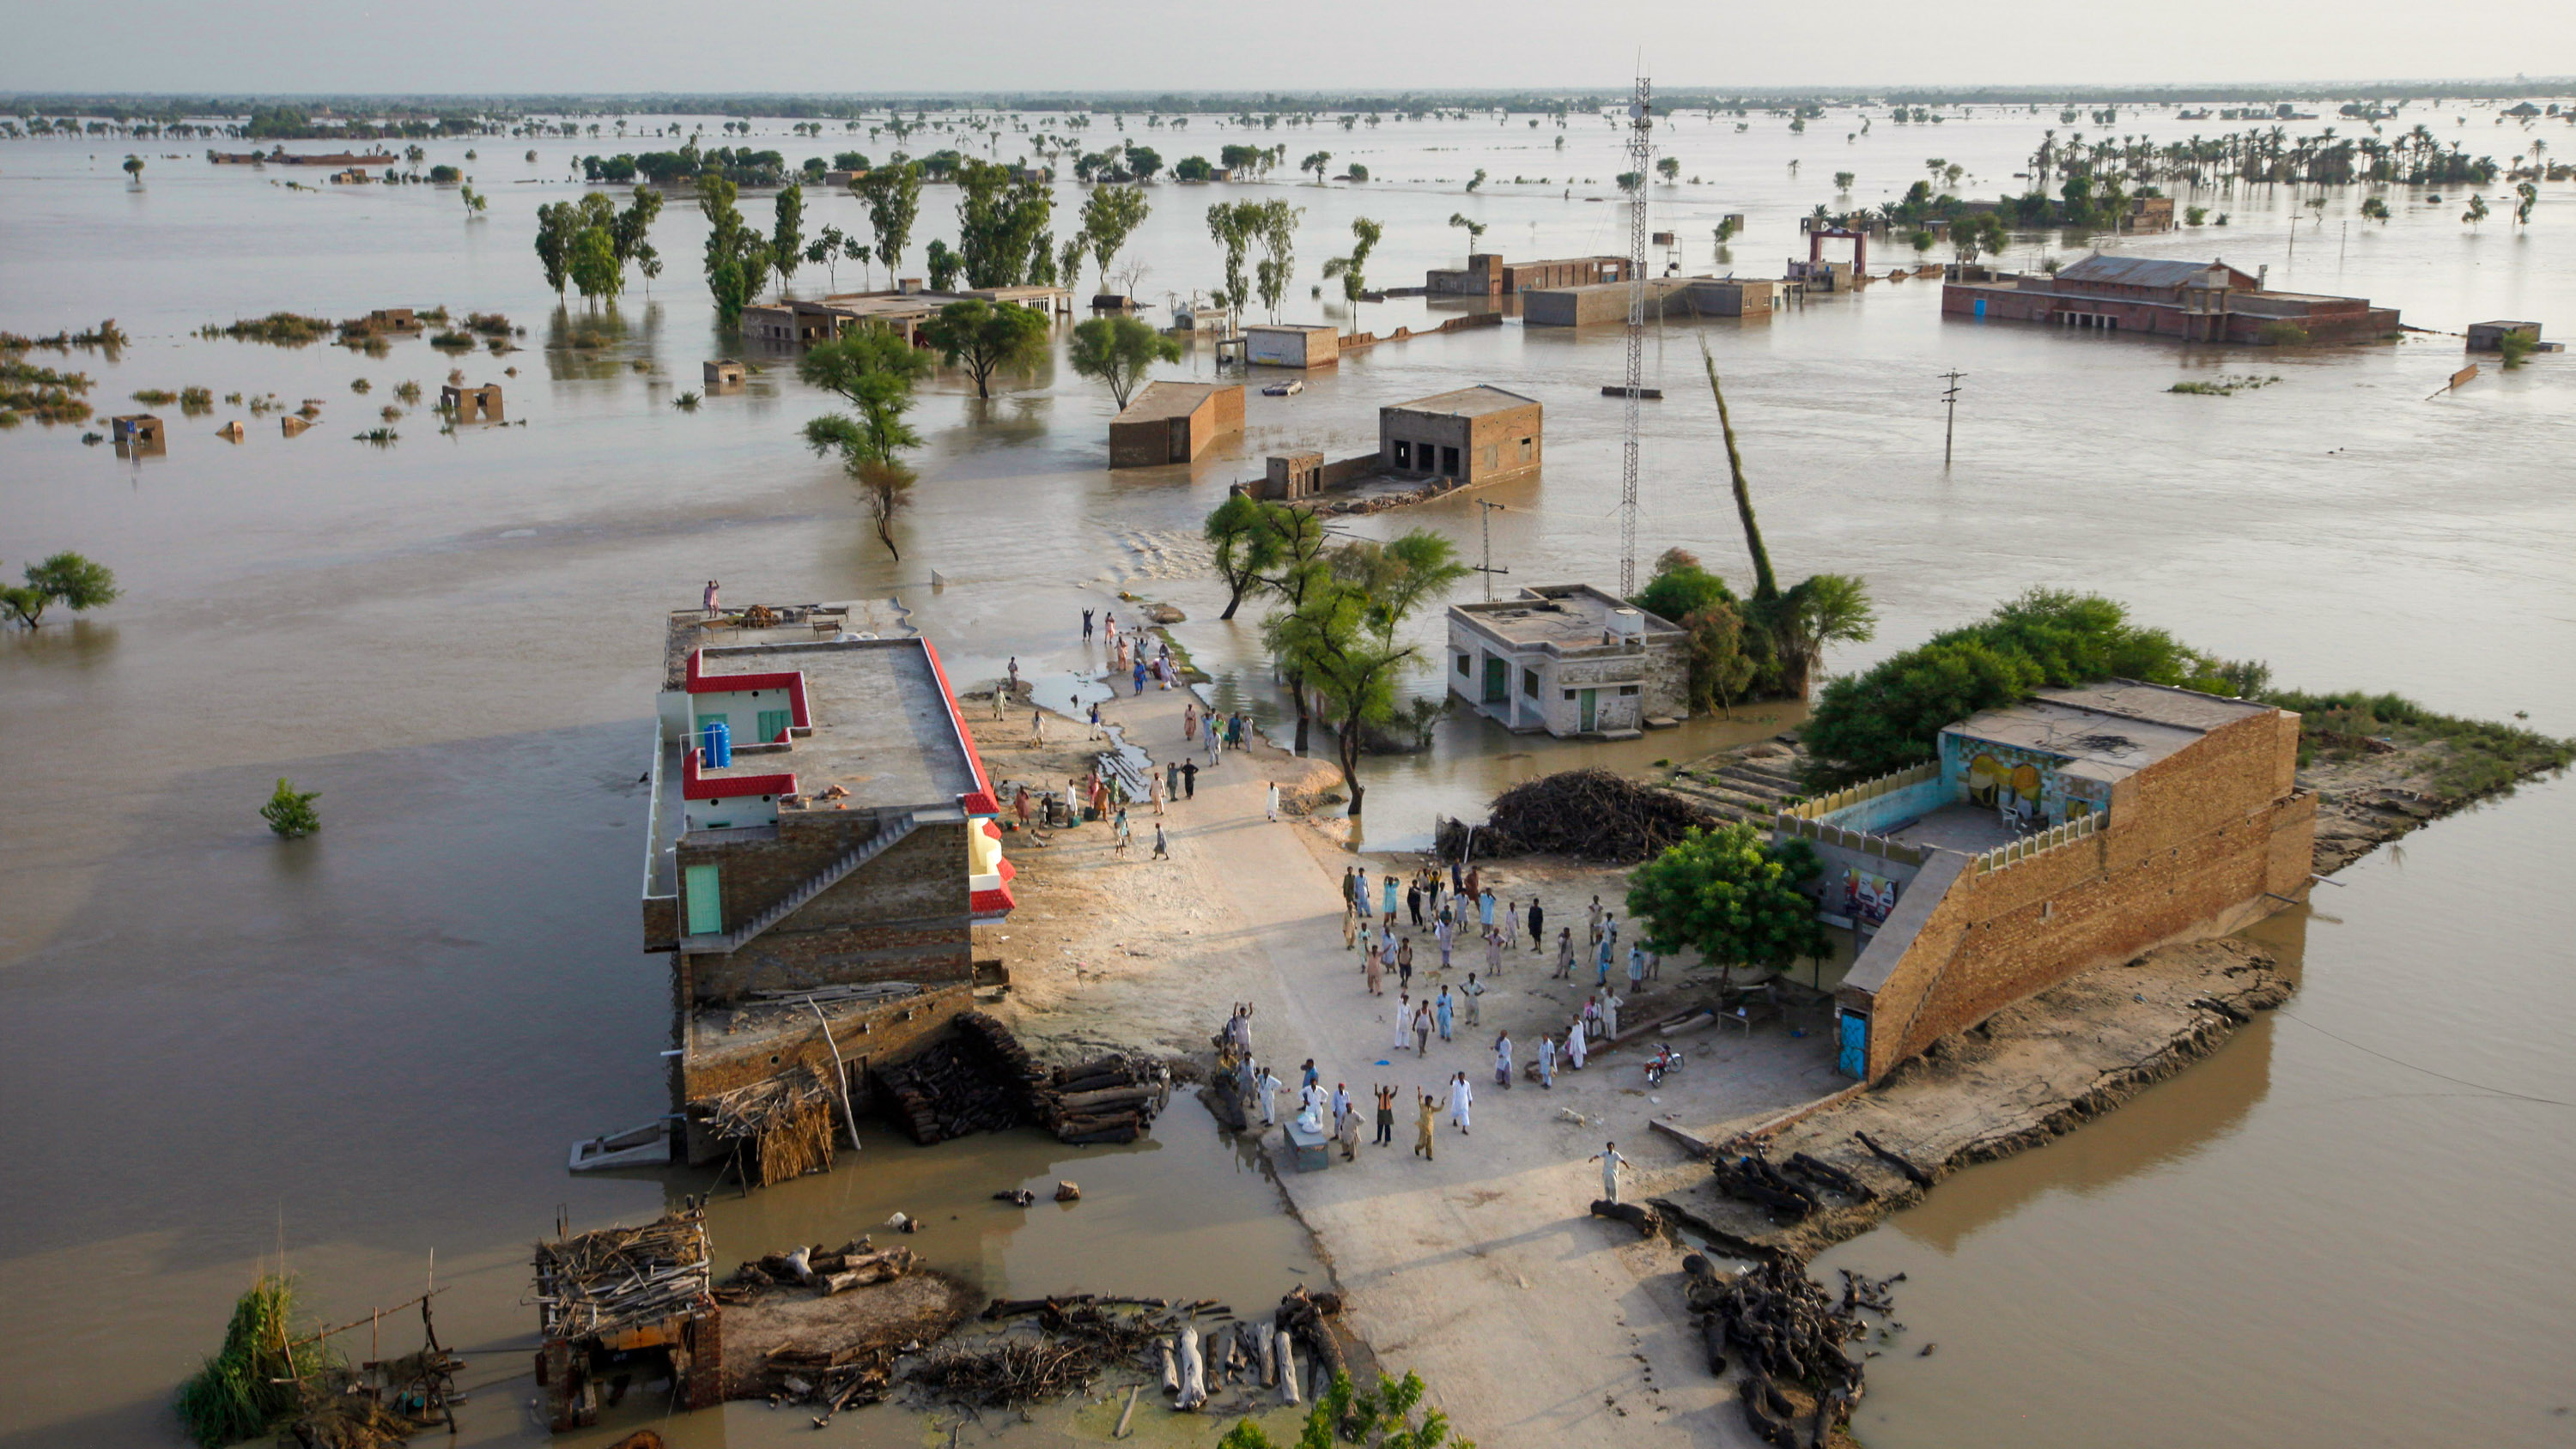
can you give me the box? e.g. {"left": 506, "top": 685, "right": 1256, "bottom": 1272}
{"left": 1708, "top": 1146, "right": 1880, "bottom": 1222}
{"left": 913, "top": 1297, "right": 1170, "bottom": 1409}
{"left": 1040, "top": 1052, "right": 1171, "bottom": 1145}
{"left": 1436, "top": 768, "right": 1718, "bottom": 864}
{"left": 719, "top": 1240, "right": 915, "bottom": 1299}
{"left": 1683, "top": 1254, "right": 1897, "bottom": 1449}
{"left": 875, "top": 1012, "right": 1048, "bottom": 1145}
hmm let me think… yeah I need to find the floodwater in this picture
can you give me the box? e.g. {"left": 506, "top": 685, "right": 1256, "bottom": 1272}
{"left": 3, "top": 100, "right": 2574, "bottom": 1446}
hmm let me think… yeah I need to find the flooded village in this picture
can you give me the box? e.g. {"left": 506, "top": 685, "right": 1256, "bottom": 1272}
{"left": 4, "top": 36, "right": 2576, "bottom": 1449}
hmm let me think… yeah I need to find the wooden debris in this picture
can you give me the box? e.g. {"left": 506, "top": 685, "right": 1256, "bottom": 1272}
{"left": 532, "top": 1206, "right": 713, "bottom": 1342}
{"left": 1689, "top": 1258, "right": 1893, "bottom": 1449}
{"left": 692, "top": 1065, "right": 839, "bottom": 1186}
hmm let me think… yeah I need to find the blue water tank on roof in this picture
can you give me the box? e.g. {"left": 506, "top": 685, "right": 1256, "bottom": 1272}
{"left": 704, "top": 720, "right": 732, "bottom": 767}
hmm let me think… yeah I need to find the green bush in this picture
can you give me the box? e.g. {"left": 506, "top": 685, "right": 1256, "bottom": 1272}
{"left": 1800, "top": 589, "right": 2238, "bottom": 782}
{"left": 175, "top": 1274, "right": 333, "bottom": 1447}
{"left": 262, "top": 778, "right": 320, "bottom": 838}
{"left": 2258, "top": 320, "right": 2309, "bottom": 346}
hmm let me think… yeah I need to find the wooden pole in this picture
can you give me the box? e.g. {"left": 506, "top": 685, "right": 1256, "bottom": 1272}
{"left": 808, "top": 997, "right": 865, "bottom": 1152}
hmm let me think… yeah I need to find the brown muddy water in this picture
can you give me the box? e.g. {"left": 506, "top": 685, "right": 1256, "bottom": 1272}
{"left": 4, "top": 104, "right": 2575, "bottom": 1446}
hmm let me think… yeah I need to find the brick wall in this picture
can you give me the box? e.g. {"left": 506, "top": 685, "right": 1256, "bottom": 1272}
{"left": 680, "top": 814, "right": 972, "bottom": 1003}
{"left": 1842, "top": 708, "right": 2315, "bottom": 1080}
{"left": 675, "top": 980, "right": 976, "bottom": 1162}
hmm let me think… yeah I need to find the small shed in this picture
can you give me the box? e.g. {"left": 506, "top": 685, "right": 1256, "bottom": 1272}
{"left": 704, "top": 360, "right": 747, "bottom": 390}
{"left": 2466, "top": 320, "right": 2550, "bottom": 352}
{"left": 111, "top": 414, "right": 165, "bottom": 448}
{"left": 1263, "top": 452, "right": 1326, "bottom": 500}
{"left": 532, "top": 1206, "right": 722, "bottom": 1432}
{"left": 442, "top": 383, "right": 504, "bottom": 423}
{"left": 366, "top": 307, "right": 422, "bottom": 332}
{"left": 1108, "top": 381, "right": 1244, "bottom": 467}
{"left": 1245, "top": 324, "right": 1340, "bottom": 369}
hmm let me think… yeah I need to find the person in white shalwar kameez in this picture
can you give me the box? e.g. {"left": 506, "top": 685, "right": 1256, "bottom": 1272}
{"left": 1590, "top": 1143, "right": 1631, "bottom": 1203}
{"left": 1448, "top": 1072, "right": 1473, "bottom": 1134}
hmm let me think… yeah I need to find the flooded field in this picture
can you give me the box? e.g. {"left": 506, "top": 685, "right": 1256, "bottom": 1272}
{"left": 3, "top": 101, "right": 2574, "bottom": 1447}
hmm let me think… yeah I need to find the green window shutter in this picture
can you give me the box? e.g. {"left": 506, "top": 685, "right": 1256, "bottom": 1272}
{"left": 756, "top": 708, "right": 792, "bottom": 743}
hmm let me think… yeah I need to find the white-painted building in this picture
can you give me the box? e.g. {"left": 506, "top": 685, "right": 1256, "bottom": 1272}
{"left": 1445, "top": 584, "right": 1689, "bottom": 738}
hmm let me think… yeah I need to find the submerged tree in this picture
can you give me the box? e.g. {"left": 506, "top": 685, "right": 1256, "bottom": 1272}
{"left": 1080, "top": 184, "right": 1151, "bottom": 298}
{"left": 260, "top": 778, "right": 321, "bottom": 839}
{"left": 1203, "top": 494, "right": 1283, "bottom": 620}
{"left": 2, "top": 551, "right": 119, "bottom": 627}
{"left": 1447, "top": 211, "right": 1486, "bottom": 262}
{"left": 1321, "top": 215, "right": 1383, "bottom": 323}
{"left": 920, "top": 298, "right": 1049, "bottom": 400}
{"left": 855, "top": 162, "right": 922, "bottom": 278}
{"left": 696, "top": 174, "right": 771, "bottom": 325}
{"left": 769, "top": 183, "right": 805, "bottom": 296}
{"left": 1066, "top": 315, "right": 1179, "bottom": 410}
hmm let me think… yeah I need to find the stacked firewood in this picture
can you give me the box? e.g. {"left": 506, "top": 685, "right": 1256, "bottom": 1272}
{"left": 719, "top": 1240, "right": 916, "bottom": 1299}
{"left": 874, "top": 1012, "right": 1047, "bottom": 1144}
{"left": 532, "top": 1207, "right": 713, "bottom": 1341}
{"left": 1039, "top": 1052, "right": 1171, "bottom": 1145}
{"left": 1707, "top": 1145, "right": 1880, "bottom": 1222}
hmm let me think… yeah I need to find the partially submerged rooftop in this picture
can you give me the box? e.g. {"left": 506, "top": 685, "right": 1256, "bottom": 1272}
{"left": 1115, "top": 379, "right": 1231, "bottom": 422}
{"left": 1387, "top": 385, "right": 1539, "bottom": 418}
{"left": 1947, "top": 681, "right": 2270, "bottom": 786}
{"left": 1452, "top": 583, "right": 1681, "bottom": 650}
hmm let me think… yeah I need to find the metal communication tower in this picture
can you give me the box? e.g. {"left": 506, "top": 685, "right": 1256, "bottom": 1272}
{"left": 1619, "top": 76, "right": 1653, "bottom": 597}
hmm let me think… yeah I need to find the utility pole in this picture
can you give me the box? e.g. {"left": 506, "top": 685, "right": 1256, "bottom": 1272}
{"left": 1940, "top": 370, "right": 1965, "bottom": 467}
{"left": 1474, "top": 499, "right": 1510, "bottom": 601}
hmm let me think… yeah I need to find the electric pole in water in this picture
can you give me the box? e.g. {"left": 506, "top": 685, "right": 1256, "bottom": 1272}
{"left": 1474, "top": 499, "right": 1510, "bottom": 601}
{"left": 1941, "top": 370, "right": 1965, "bottom": 467}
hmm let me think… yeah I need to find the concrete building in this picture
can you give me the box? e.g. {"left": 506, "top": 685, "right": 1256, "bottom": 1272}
{"left": 1425, "top": 252, "right": 1630, "bottom": 297}
{"left": 1944, "top": 254, "right": 2400, "bottom": 343}
{"left": 441, "top": 382, "right": 503, "bottom": 422}
{"left": 1245, "top": 324, "right": 1340, "bottom": 369}
{"left": 1523, "top": 276, "right": 1778, "bottom": 327}
{"left": 1108, "top": 380, "right": 1245, "bottom": 467}
{"left": 109, "top": 413, "right": 165, "bottom": 452}
{"left": 702, "top": 360, "right": 746, "bottom": 390}
{"left": 1775, "top": 681, "right": 2313, "bottom": 1083}
{"left": 641, "top": 609, "right": 1013, "bottom": 1163}
{"left": 363, "top": 307, "right": 422, "bottom": 332}
{"left": 1380, "top": 385, "right": 1541, "bottom": 487}
{"left": 1445, "top": 585, "right": 1688, "bottom": 738}
{"left": 744, "top": 286, "right": 1073, "bottom": 348}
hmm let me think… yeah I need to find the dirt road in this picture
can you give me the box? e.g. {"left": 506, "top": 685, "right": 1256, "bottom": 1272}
{"left": 990, "top": 669, "right": 1827, "bottom": 1446}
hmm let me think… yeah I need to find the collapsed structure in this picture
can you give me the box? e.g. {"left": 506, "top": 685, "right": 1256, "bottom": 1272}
{"left": 739, "top": 282, "right": 1072, "bottom": 346}
{"left": 1773, "top": 681, "right": 2314, "bottom": 1082}
{"left": 1942, "top": 255, "right": 2400, "bottom": 343}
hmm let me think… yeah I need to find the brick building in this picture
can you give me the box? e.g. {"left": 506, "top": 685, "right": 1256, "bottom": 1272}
{"left": 1943, "top": 254, "right": 2399, "bottom": 343}
{"left": 1107, "top": 380, "right": 1245, "bottom": 467}
{"left": 1380, "top": 385, "right": 1540, "bottom": 487}
{"left": 1774, "top": 682, "right": 2314, "bottom": 1082}
{"left": 639, "top": 609, "right": 1013, "bottom": 1162}
{"left": 1424, "top": 252, "right": 1630, "bottom": 297}
{"left": 1445, "top": 585, "right": 1688, "bottom": 737}
{"left": 1245, "top": 324, "right": 1340, "bottom": 369}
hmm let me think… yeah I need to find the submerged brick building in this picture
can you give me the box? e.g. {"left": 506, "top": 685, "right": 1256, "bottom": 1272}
{"left": 637, "top": 608, "right": 1013, "bottom": 1163}
{"left": 1943, "top": 255, "right": 2399, "bottom": 343}
{"left": 1773, "top": 681, "right": 2315, "bottom": 1082}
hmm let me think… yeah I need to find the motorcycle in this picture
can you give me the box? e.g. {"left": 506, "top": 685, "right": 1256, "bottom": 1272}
{"left": 1644, "top": 1045, "right": 1686, "bottom": 1088}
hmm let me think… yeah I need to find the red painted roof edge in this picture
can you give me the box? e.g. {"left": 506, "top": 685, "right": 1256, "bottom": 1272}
{"left": 970, "top": 882, "right": 1017, "bottom": 918}
{"left": 684, "top": 648, "right": 811, "bottom": 730}
{"left": 681, "top": 747, "right": 798, "bottom": 802}
{"left": 919, "top": 639, "right": 999, "bottom": 815}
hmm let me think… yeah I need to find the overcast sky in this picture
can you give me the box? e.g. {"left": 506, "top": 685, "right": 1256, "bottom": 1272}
{"left": 16, "top": 0, "right": 2576, "bottom": 95}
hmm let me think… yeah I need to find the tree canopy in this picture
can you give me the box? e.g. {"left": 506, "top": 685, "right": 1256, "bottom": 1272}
{"left": 1066, "top": 315, "right": 1179, "bottom": 410}
{"left": 1625, "top": 822, "right": 1829, "bottom": 985}
{"left": 3, "top": 551, "right": 119, "bottom": 627}
{"left": 1263, "top": 530, "right": 1468, "bottom": 814}
{"left": 1080, "top": 185, "right": 1151, "bottom": 296}
{"left": 920, "top": 299, "right": 1050, "bottom": 400}
{"left": 855, "top": 163, "right": 922, "bottom": 277}
{"left": 696, "top": 174, "right": 771, "bottom": 325}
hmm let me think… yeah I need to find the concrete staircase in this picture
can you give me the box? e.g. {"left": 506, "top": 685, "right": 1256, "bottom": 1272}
{"left": 1657, "top": 749, "right": 1811, "bottom": 826}
{"left": 678, "top": 812, "right": 918, "bottom": 955}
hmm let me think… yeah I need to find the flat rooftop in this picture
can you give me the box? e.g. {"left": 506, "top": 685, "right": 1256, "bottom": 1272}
{"left": 1388, "top": 385, "right": 1538, "bottom": 418}
{"left": 1947, "top": 681, "right": 2269, "bottom": 786}
{"left": 1452, "top": 584, "right": 1680, "bottom": 650}
{"left": 1115, "top": 380, "right": 1230, "bottom": 422}
{"left": 1245, "top": 323, "right": 1337, "bottom": 335}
